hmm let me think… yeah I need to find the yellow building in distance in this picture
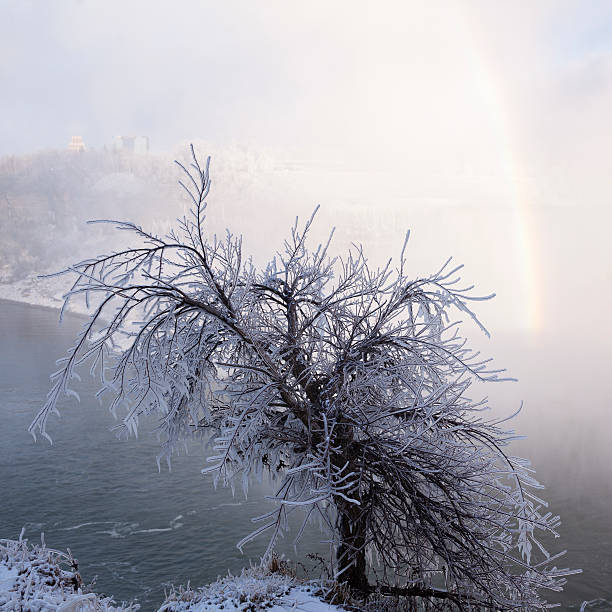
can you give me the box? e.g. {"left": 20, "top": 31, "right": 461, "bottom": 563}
{"left": 68, "top": 136, "right": 85, "bottom": 152}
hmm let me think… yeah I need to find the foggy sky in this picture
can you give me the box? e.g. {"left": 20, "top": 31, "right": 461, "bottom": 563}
{"left": 2, "top": 1, "right": 612, "bottom": 174}
{"left": 1, "top": 1, "right": 611, "bottom": 336}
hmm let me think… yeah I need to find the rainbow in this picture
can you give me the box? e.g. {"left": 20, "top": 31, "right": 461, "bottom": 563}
{"left": 460, "top": 10, "right": 542, "bottom": 332}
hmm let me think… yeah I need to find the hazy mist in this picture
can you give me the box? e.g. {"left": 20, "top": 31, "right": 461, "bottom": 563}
{"left": 2, "top": 1, "right": 610, "bottom": 335}
{"left": 1, "top": 2, "right": 611, "bottom": 606}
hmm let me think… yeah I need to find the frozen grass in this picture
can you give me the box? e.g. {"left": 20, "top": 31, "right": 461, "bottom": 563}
{"left": 1, "top": 537, "right": 340, "bottom": 612}
{"left": 0, "top": 536, "right": 138, "bottom": 611}
{"left": 159, "top": 567, "right": 342, "bottom": 612}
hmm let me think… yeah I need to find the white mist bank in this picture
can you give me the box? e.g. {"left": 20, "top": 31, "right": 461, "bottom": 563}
{"left": 3, "top": 146, "right": 609, "bottom": 338}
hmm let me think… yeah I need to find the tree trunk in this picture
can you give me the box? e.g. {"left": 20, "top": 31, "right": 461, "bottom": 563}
{"left": 336, "top": 501, "right": 369, "bottom": 593}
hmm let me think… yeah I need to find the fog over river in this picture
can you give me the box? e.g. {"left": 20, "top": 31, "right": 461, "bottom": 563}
{"left": 0, "top": 299, "right": 610, "bottom": 609}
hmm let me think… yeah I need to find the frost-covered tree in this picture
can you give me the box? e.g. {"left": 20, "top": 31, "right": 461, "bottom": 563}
{"left": 31, "top": 148, "right": 576, "bottom": 609}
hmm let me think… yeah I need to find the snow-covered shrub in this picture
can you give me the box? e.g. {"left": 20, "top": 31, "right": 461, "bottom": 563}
{"left": 159, "top": 564, "right": 343, "bottom": 612}
{"left": 0, "top": 535, "right": 137, "bottom": 611}
{"left": 160, "top": 567, "right": 297, "bottom": 611}
{"left": 30, "top": 147, "right": 578, "bottom": 609}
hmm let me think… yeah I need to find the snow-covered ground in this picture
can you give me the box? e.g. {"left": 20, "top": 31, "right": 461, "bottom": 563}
{"left": 159, "top": 569, "right": 343, "bottom": 612}
{"left": 0, "top": 536, "right": 136, "bottom": 611}
{"left": 0, "top": 537, "right": 342, "bottom": 612}
{"left": 0, "top": 275, "right": 78, "bottom": 314}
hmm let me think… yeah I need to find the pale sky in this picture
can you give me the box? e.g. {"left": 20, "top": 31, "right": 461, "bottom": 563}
{"left": 2, "top": 1, "right": 611, "bottom": 173}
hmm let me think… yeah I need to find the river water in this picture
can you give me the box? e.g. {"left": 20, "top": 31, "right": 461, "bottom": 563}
{"left": 0, "top": 299, "right": 610, "bottom": 609}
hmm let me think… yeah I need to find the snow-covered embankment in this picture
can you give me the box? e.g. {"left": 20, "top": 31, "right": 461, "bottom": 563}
{"left": 1, "top": 536, "right": 343, "bottom": 612}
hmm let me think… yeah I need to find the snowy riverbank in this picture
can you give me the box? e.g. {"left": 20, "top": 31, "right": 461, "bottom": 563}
{"left": 0, "top": 275, "right": 77, "bottom": 315}
{"left": 0, "top": 537, "right": 342, "bottom": 612}
{"left": 0, "top": 536, "right": 136, "bottom": 611}
{"left": 159, "top": 570, "right": 343, "bottom": 612}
